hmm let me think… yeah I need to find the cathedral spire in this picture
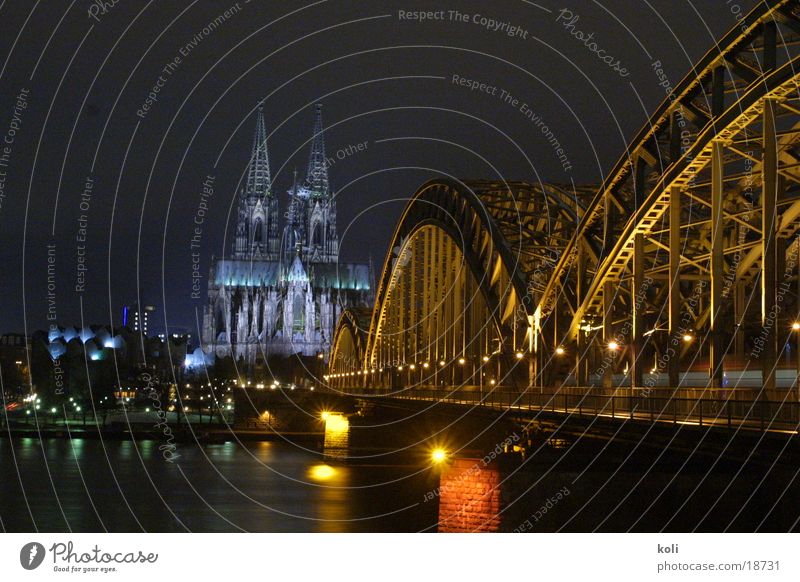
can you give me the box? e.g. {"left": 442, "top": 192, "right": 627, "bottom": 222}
{"left": 233, "top": 104, "right": 280, "bottom": 260}
{"left": 245, "top": 103, "right": 272, "bottom": 198}
{"left": 305, "top": 103, "right": 329, "bottom": 197}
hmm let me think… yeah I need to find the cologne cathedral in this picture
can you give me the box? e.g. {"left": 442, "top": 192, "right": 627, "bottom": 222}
{"left": 201, "top": 104, "right": 374, "bottom": 368}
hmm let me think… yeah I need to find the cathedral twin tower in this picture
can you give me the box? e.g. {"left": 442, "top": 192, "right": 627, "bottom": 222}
{"left": 201, "top": 104, "right": 373, "bottom": 367}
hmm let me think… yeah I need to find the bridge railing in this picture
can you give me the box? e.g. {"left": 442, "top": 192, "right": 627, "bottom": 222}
{"left": 345, "top": 386, "right": 800, "bottom": 433}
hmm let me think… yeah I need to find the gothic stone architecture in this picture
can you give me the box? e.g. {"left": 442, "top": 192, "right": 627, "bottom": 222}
{"left": 202, "top": 104, "right": 373, "bottom": 367}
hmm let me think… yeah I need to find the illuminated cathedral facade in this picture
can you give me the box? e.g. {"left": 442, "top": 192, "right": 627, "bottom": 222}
{"left": 201, "top": 104, "right": 373, "bottom": 367}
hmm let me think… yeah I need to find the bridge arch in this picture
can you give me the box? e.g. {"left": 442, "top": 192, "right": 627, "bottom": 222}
{"left": 534, "top": 0, "right": 800, "bottom": 391}
{"left": 328, "top": 308, "right": 371, "bottom": 387}
{"left": 325, "top": 0, "right": 800, "bottom": 430}
{"left": 329, "top": 178, "right": 590, "bottom": 392}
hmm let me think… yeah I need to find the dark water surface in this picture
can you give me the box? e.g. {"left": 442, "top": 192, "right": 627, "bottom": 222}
{"left": 2, "top": 435, "right": 799, "bottom": 532}
{"left": 0, "top": 437, "right": 439, "bottom": 532}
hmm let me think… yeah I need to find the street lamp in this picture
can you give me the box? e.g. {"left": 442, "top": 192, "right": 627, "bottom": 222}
{"left": 431, "top": 448, "right": 447, "bottom": 464}
{"left": 555, "top": 346, "right": 565, "bottom": 356}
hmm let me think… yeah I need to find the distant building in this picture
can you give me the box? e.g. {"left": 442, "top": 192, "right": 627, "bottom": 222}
{"left": 123, "top": 303, "right": 155, "bottom": 336}
{"left": 201, "top": 104, "right": 374, "bottom": 369}
{"left": 0, "top": 333, "right": 30, "bottom": 395}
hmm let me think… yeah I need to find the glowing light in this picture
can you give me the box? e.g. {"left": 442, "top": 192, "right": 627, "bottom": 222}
{"left": 321, "top": 411, "right": 330, "bottom": 420}
{"left": 409, "top": 364, "right": 416, "bottom": 371}
{"left": 682, "top": 334, "right": 694, "bottom": 342}
{"left": 309, "top": 464, "right": 337, "bottom": 481}
{"left": 397, "top": 365, "right": 404, "bottom": 371}
{"left": 50, "top": 407, "right": 56, "bottom": 413}
{"left": 439, "top": 360, "right": 446, "bottom": 367}
{"left": 515, "top": 351, "right": 524, "bottom": 359}
{"left": 482, "top": 355, "right": 489, "bottom": 362}
{"left": 489, "top": 379, "right": 496, "bottom": 385}
{"left": 793, "top": 322, "right": 800, "bottom": 331}
{"left": 608, "top": 341, "right": 619, "bottom": 351}
{"left": 555, "top": 347, "right": 565, "bottom": 355}
{"left": 422, "top": 362, "right": 429, "bottom": 369}
{"left": 317, "top": 353, "right": 324, "bottom": 359}
{"left": 458, "top": 358, "right": 466, "bottom": 365}
{"left": 431, "top": 449, "right": 447, "bottom": 463}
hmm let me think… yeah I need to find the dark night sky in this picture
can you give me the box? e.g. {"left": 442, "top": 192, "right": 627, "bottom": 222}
{"left": 0, "top": 0, "right": 757, "bottom": 336}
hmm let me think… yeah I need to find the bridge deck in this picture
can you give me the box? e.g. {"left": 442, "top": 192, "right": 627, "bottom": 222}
{"left": 347, "top": 388, "right": 800, "bottom": 435}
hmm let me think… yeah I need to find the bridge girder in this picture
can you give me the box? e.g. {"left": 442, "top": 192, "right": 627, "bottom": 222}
{"left": 328, "top": 179, "right": 590, "bottom": 390}
{"left": 330, "top": 0, "right": 800, "bottom": 395}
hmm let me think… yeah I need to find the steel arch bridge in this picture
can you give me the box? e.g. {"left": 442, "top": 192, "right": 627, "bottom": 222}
{"left": 328, "top": 0, "right": 800, "bottom": 431}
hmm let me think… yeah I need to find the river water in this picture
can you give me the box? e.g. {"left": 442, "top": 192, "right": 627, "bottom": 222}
{"left": 2, "top": 433, "right": 799, "bottom": 532}
{"left": 0, "top": 437, "right": 439, "bottom": 532}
